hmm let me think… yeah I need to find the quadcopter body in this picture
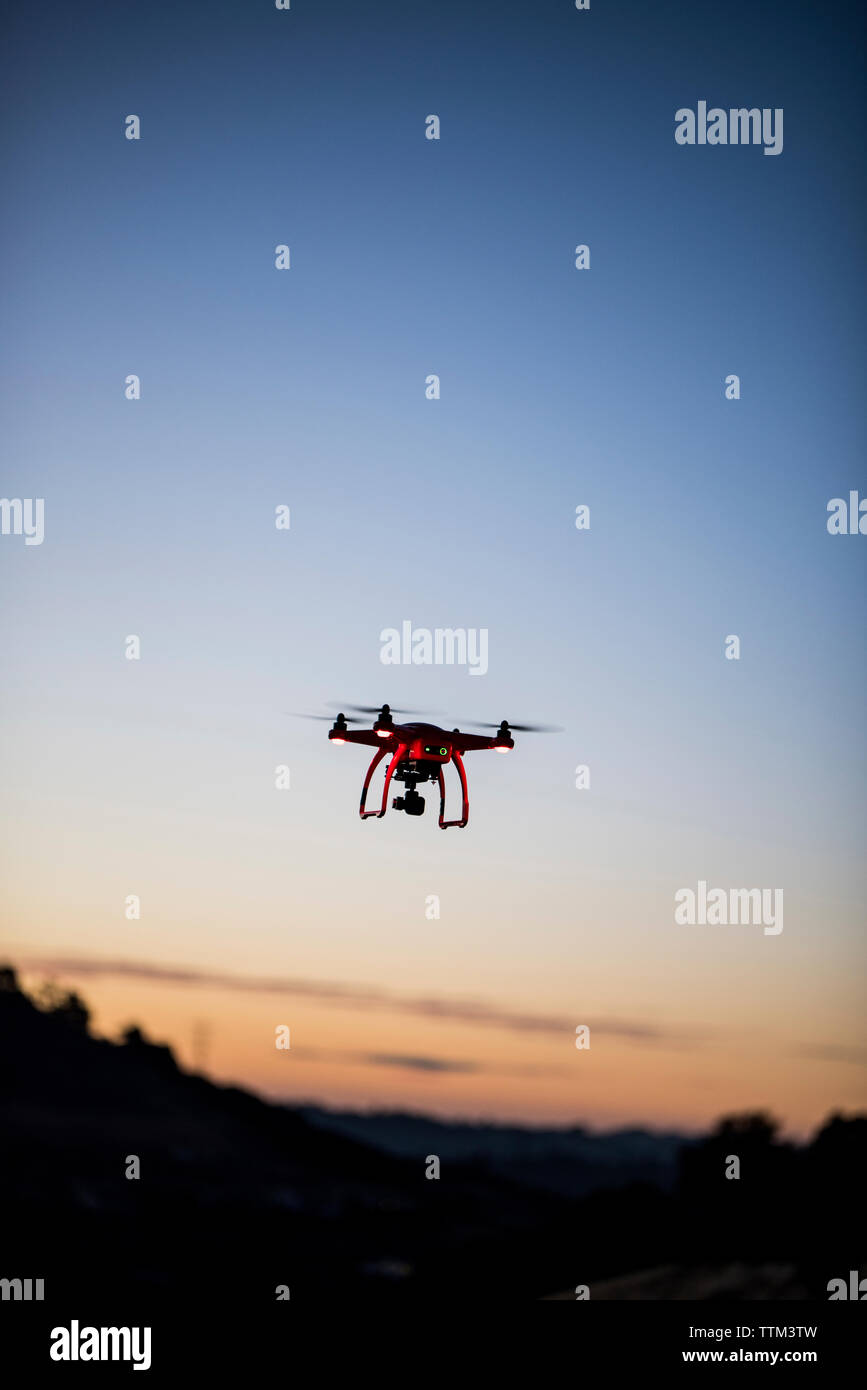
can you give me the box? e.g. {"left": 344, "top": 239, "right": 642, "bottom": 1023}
{"left": 328, "top": 705, "right": 516, "bottom": 829}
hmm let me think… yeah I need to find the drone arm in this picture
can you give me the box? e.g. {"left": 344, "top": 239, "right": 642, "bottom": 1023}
{"left": 449, "top": 731, "right": 502, "bottom": 753}
{"left": 332, "top": 728, "right": 386, "bottom": 748}
{"left": 437, "top": 748, "right": 469, "bottom": 829}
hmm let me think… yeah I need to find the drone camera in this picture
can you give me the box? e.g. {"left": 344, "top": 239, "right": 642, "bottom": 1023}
{"left": 393, "top": 790, "right": 425, "bottom": 816}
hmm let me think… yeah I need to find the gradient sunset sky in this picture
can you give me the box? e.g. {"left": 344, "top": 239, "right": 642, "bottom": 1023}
{"left": 1, "top": 0, "right": 865, "bottom": 1135}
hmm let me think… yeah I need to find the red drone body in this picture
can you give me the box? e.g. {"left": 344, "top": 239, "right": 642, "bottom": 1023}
{"left": 328, "top": 705, "right": 515, "bottom": 829}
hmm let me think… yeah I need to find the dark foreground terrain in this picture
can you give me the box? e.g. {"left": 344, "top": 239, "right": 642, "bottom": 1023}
{"left": 0, "top": 966, "right": 863, "bottom": 1303}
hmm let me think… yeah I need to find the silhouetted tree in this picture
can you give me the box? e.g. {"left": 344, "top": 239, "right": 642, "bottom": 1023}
{"left": 120, "top": 1021, "right": 178, "bottom": 1071}
{"left": 33, "top": 980, "right": 90, "bottom": 1032}
{"left": 677, "top": 1111, "right": 798, "bottom": 1261}
{"left": 799, "top": 1112, "right": 867, "bottom": 1291}
{"left": 54, "top": 991, "right": 90, "bottom": 1033}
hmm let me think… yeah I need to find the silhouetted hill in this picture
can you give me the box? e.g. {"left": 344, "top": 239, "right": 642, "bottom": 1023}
{"left": 300, "top": 1107, "right": 687, "bottom": 1198}
{"left": 0, "top": 966, "right": 576, "bottom": 1302}
{"left": 1, "top": 965, "right": 864, "bottom": 1303}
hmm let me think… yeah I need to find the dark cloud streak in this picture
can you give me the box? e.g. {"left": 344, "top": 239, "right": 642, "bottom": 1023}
{"left": 15, "top": 954, "right": 701, "bottom": 1048}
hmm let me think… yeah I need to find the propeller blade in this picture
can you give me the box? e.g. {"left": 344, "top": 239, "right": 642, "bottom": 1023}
{"left": 506, "top": 722, "right": 564, "bottom": 733}
{"left": 288, "top": 711, "right": 366, "bottom": 723}
{"left": 328, "top": 701, "right": 436, "bottom": 717}
{"left": 462, "top": 719, "right": 564, "bottom": 734}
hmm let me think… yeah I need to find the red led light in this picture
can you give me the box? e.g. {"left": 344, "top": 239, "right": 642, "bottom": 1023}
{"left": 376, "top": 728, "right": 391, "bottom": 738}
{"left": 331, "top": 736, "right": 346, "bottom": 745}
{"left": 494, "top": 744, "right": 511, "bottom": 753}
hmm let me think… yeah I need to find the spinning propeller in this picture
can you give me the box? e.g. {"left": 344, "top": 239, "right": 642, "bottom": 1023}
{"left": 290, "top": 702, "right": 438, "bottom": 724}
{"left": 461, "top": 718, "right": 564, "bottom": 734}
{"left": 328, "top": 702, "right": 437, "bottom": 718}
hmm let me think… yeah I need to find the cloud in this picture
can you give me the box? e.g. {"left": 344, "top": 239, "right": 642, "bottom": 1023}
{"left": 13, "top": 954, "right": 699, "bottom": 1048}
{"left": 290, "top": 1044, "right": 565, "bottom": 1078}
{"left": 794, "top": 1044, "right": 867, "bottom": 1067}
{"left": 365, "top": 1053, "right": 477, "bottom": 1074}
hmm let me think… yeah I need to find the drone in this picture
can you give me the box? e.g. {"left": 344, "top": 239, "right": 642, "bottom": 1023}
{"left": 295, "top": 703, "right": 561, "bottom": 829}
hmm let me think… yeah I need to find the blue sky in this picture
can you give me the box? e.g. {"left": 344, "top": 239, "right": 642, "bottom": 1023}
{"left": 1, "top": 0, "right": 864, "bottom": 1129}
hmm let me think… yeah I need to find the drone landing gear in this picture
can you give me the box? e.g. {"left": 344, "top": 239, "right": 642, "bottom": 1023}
{"left": 358, "top": 746, "right": 469, "bottom": 827}
{"left": 359, "top": 743, "right": 408, "bottom": 819}
{"left": 437, "top": 749, "right": 468, "bottom": 829}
